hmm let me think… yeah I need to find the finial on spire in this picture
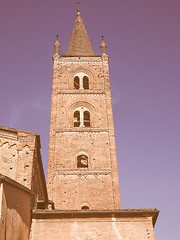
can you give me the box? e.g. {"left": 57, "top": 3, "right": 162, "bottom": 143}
{"left": 77, "top": 2, "right": 80, "bottom": 15}
{"left": 54, "top": 35, "right": 60, "bottom": 55}
{"left": 100, "top": 35, "right": 107, "bottom": 56}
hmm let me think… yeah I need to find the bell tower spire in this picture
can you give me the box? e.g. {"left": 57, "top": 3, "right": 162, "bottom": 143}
{"left": 66, "top": 6, "right": 95, "bottom": 56}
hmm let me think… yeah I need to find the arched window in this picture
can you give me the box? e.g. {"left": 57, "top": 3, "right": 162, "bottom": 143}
{"left": 74, "top": 111, "right": 80, "bottom": 127}
{"left": 74, "top": 76, "right": 80, "bottom": 89}
{"left": 81, "top": 205, "right": 89, "bottom": 210}
{"left": 84, "top": 111, "right": 90, "bottom": 127}
{"left": 81, "top": 202, "right": 90, "bottom": 210}
{"left": 77, "top": 154, "right": 88, "bottom": 168}
{"left": 83, "top": 76, "right": 89, "bottom": 89}
{"left": 73, "top": 107, "right": 91, "bottom": 128}
{"left": 73, "top": 73, "right": 90, "bottom": 89}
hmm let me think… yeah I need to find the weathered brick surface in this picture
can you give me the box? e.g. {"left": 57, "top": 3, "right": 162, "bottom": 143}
{"left": 0, "top": 129, "right": 18, "bottom": 180}
{"left": 0, "top": 127, "right": 48, "bottom": 208}
{"left": 66, "top": 12, "right": 95, "bottom": 56}
{"left": 0, "top": 175, "right": 32, "bottom": 240}
{"left": 30, "top": 215, "right": 156, "bottom": 240}
{"left": 47, "top": 55, "right": 121, "bottom": 210}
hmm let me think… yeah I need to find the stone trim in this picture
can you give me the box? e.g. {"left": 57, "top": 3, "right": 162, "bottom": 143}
{"left": 53, "top": 56, "right": 107, "bottom": 64}
{"left": 60, "top": 55, "right": 102, "bottom": 57}
{"left": 56, "top": 128, "right": 108, "bottom": 133}
{"left": 32, "top": 209, "right": 159, "bottom": 227}
{"left": 0, "top": 132, "right": 17, "bottom": 141}
{"left": 54, "top": 60, "right": 108, "bottom": 64}
{"left": 57, "top": 90, "right": 105, "bottom": 95}
{"left": 0, "top": 126, "right": 39, "bottom": 136}
{"left": 55, "top": 169, "right": 112, "bottom": 176}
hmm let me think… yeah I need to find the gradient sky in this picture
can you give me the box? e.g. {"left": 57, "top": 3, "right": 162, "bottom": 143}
{"left": 0, "top": 0, "right": 180, "bottom": 239}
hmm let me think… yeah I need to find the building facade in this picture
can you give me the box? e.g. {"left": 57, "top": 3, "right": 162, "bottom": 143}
{"left": 0, "top": 7, "right": 159, "bottom": 240}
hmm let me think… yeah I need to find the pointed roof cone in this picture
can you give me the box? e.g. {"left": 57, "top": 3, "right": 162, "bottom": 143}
{"left": 66, "top": 6, "right": 95, "bottom": 56}
{"left": 54, "top": 35, "right": 60, "bottom": 55}
{"left": 100, "top": 36, "right": 107, "bottom": 55}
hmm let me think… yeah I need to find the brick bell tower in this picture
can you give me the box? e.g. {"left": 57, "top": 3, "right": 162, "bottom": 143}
{"left": 47, "top": 6, "right": 121, "bottom": 211}
{"left": 30, "top": 6, "right": 159, "bottom": 240}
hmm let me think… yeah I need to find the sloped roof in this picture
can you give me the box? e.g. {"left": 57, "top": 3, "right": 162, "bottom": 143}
{"left": 0, "top": 174, "right": 32, "bottom": 194}
{"left": 66, "top": 11, "right": 95, "bottom": 56}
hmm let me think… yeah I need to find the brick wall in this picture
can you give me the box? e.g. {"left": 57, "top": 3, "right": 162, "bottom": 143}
{"left": 47, "top": 55, "right": 121, "bottom": 210}
{"left": 30, "top": 211, "right": 157, "bottom": 240}
{"left": 0, "top": 127, "right": 48, "bottom": 209}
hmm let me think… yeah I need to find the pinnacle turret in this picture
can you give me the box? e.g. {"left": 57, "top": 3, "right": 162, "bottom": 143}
{"left": 54, "top": 35, "right": 60, "bottom": 55}
{"left": 100, "top": 36, "right": 107, "bottom": 56}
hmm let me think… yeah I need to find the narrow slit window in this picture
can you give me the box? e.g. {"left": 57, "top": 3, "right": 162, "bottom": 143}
{"left": 84, "top": 111, "right": 90, "bottom": 127}
{"left": 77, "top": 155, "right": 88, "bottom": 168}
{"left": 83, "top": 76, "right": 89, "bottom": 89}
{"left": 74, "top": 111, "right": 80, "bottom": 127}
{"left": 74, "top": 76, "right": 80, "bottom": 89}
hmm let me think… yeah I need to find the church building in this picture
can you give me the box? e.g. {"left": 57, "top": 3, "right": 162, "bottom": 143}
{"left": 0, "top": 6, "right": 159, "bottom": 240}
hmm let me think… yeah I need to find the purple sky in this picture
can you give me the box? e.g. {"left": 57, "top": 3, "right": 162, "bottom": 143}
{"left": 0, "top": 0, "right": 180, "bottom": 239}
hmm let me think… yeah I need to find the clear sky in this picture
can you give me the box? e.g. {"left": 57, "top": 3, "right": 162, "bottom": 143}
{"left": 0, "top": 0, "right": 180, "bottom": 239}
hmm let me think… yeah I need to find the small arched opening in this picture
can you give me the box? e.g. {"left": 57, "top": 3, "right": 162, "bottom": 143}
{"left": 81, "top": 205, "right": 89, "bottom": 210}
{"left": 84, "top": 111, "right": 90, "bottom": 127}
{"left": 83, "top": 76, "right": 89, "bottom": 89}
{"left": 74, "top": 76, "right": 80, "bottom": 89}
{"left": 81, "top": 202, "right": 90, "bottom": 210}
{"left": 74, "top": 111, "right": 80, "bottom": 127}
{"left": 77, "top": 154, "right": 88, "bottom": 168}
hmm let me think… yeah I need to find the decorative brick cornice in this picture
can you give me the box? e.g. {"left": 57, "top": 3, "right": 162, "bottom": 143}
{"left": 32, "top": 209, "right": 159, "bottom": 227}
{"left": 55, "top": 60, "right": 108, "bottom": 64}
{"left": 53, "top": 56, "right": 108, "bottom": 65}
{"left": 56, "top": 128, "right": 108, "bottom": 133}
{"left": 55, "top": 169, "right": 112, "bottom": 177}
{"left": 57, "top": 90, "right": 105, "bottom": 95}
